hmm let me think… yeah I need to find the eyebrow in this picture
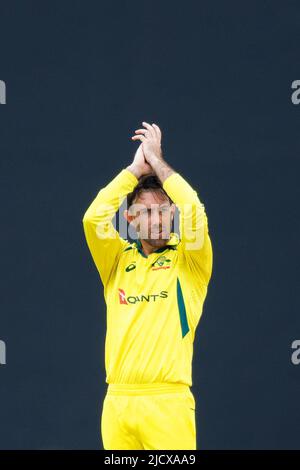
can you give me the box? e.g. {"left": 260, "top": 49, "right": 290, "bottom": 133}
{"left": 141, "top": 204, "right": 170, "bottom": 209}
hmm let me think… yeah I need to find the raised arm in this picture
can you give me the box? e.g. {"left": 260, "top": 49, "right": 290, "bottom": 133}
{"left": 131, "top": 122, "right": 213, "bottom": 286}
{"left": 82, "top": 144, "right": 152, "bottom": 288}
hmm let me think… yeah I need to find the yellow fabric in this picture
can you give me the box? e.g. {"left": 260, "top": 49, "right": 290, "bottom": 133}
{"left": 101, "top": 383, "right": 196, "bottom": 450}
{"left": 107, "top": 382, "right": 189, "bottom": 395}
{"left": 82, "top": 168, "right": 213, "bottom": 386}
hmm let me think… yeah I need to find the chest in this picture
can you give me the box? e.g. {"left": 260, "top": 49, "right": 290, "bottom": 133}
{"left": 130, "top": 253, "right": 176, "bottom": 285}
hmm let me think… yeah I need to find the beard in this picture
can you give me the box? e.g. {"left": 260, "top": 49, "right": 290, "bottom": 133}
{"left": 141, "top": 227, "right": 170, "bottom": 247}
{"left": 143, "top": 237, "right": 168, "bottom": 248}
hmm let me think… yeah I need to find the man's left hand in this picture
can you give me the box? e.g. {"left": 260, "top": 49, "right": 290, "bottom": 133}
{"left": 131, "top": 122, "right": 163, "bottom": 164}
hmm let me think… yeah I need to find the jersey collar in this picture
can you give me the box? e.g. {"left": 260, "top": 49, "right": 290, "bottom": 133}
{"left": 134, "top": 232, "right": 179, "bottom": 258}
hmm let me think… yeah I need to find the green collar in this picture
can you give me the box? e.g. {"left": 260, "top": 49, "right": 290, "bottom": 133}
{"left": 134, "top": 233, "right": 179, "bottom": 258}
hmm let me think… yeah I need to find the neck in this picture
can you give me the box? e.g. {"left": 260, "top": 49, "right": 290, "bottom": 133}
{"left": 139, "top": 238, "right": 169, "bottom": 256}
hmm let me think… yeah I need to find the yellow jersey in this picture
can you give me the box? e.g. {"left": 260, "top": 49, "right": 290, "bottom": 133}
{"left": 82, "top": 169, "right": 213, "bottom": 386}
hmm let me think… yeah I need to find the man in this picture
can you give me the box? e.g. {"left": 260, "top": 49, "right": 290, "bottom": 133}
{"left": 82, "top": 121, "right": 213, "bottom": 450}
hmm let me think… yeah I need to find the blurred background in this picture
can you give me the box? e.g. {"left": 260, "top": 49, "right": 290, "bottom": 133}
{"left": 0, "top": 0, "right": 299, "bottom": 449}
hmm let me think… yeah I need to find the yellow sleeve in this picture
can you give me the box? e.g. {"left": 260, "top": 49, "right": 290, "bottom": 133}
{"left": 82, "top": 168, "right": 138, "bottom": 287}
{"left": 163, "top": 172, "right": 213, "bottom": 285}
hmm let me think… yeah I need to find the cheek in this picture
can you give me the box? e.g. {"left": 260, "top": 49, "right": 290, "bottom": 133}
{"left": 162, "top": 212, "right": 172, "bottom": 224}
{"left": 135, "top": 215, "right": 149, "bottom": 231}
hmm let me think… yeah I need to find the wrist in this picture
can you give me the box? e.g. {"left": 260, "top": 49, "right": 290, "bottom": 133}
{"left": 126, "top": 164, "right": 142, "bottom": 180}
{"left": 146, "top": 152, "right": 162, "bottom": 167}
{"left": 146, "top": 155, "right": 175, "bottom": 183}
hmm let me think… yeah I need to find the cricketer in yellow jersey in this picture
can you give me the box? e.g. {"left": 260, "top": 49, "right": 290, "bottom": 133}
{"left": 82, "top": 122, "right": 213, "bottom": 450}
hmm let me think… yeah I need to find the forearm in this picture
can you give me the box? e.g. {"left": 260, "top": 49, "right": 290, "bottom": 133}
{"left": 146, "top": 154, "right": 176, "bottom": 183}
{"left": 162, "top": 171, "right": 207, "bottom": 249}
{"left": 83, "top": 168, "right": 138, "bottom": 223}
{"left": 82, "top": 169, "right": 137, "bottom": 287}
{"left": 126, "top": 163, "right": 143, "bottom": 180}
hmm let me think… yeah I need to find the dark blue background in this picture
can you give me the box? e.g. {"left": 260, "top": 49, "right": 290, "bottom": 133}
{"left": 0, "top": 0, "right": 299, "bottom": 449}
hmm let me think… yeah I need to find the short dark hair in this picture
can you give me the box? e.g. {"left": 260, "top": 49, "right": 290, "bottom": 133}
{"left": 127, "top": 173, "right": 173, "bottom": 208}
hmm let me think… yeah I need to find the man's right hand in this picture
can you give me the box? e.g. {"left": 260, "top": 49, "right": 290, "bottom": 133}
{"left": 126, "top": 143, "right": 154, "bottom": 179}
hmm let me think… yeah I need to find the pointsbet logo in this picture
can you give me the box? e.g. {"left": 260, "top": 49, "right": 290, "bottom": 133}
{"left": 118, "top": 288, "right": 168, "bottom": 304}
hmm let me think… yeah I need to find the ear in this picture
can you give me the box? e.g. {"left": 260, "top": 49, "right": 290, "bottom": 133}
{"left": 123, "top": 209, "right": 130, "bottom": 223}
{"left": 123, "top": 209, "right": 135, "bottom": 224}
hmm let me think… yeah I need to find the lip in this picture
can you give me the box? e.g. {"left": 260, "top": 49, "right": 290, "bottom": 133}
{"left": 152, "top": 230, "right": 163, "bottom": 235}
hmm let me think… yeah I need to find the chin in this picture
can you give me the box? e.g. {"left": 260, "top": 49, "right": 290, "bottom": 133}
{"left": 146, "top": 237, "right": 169, "bottom": 247}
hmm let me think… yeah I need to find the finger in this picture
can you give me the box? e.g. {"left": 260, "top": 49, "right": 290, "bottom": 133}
{"left": 131, "top": 135, "right": 145, "bottom": 141}
{"left": 152, "top": 123, "right": 162, "bottom": 138}
{"left": 142, "top": 121, "right": 156, "bottom": 138}
{"left": 151, "top": 123, "right": 159, "bottom": 139}
{"left": 135, "top": 128, "right": 152, "bottom": 140}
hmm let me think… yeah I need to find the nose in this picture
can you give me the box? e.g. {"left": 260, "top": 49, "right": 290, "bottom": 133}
{"left": 150, "top": 209, "right": 162, "bottom": 228}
